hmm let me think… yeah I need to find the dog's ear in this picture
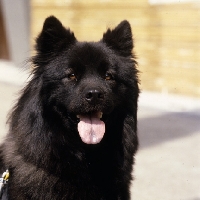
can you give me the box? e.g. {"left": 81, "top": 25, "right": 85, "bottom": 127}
{"left": 102, "top": 20, "right": 133, "bottom": 57}
{"left": 35, "top": 16, "right": 76, "bottom": 54}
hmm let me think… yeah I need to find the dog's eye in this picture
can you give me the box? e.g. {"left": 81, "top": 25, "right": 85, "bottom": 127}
{"left": 105, "top": 73, "right": 113, "bottom": 81}
{"left": 68, "top": 73, "right": 77, "bottom": 81}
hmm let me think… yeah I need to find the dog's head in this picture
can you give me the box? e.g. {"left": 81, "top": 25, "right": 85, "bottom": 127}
{"left": 32, "top": 16, "right": 139, "bottom": 144}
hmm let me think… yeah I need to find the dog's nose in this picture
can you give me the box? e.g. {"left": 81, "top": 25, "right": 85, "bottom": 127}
{"left": 85, "top": 89, "right": 104, "bottom": 103}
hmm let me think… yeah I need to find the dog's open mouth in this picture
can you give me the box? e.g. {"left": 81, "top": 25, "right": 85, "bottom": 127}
{"left": 77, "top": 111, "right": 105, "bottom": 144}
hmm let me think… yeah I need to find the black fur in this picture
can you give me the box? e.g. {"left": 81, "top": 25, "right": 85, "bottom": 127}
{"left": 0, "top": 16, "right": 139, "bottom": 200}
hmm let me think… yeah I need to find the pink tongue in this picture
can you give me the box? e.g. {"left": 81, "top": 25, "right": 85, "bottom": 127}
{"left": 78, "top": 114, "right": 105, "bottom": 144}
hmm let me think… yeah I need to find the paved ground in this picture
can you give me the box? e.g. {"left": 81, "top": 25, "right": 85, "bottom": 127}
{"left": 0, "top": 61, "right": 200, "bottom": 200}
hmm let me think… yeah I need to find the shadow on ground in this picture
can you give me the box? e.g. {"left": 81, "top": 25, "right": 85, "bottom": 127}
{"left": 138, "top": 111, "right": 200, "bottom": 149}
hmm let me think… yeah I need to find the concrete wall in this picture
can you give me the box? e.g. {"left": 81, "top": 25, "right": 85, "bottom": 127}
{"left": 1, "top": 0, "right": 30, "bottom": 66}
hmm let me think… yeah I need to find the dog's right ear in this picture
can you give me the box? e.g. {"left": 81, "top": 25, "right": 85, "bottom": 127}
{"left": 35, "top": 16, "right": 76, "bottom": 54}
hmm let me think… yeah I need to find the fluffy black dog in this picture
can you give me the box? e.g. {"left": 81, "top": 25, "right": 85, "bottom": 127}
{"left": 0, "top": 16, "right": 139, "bottom": 200}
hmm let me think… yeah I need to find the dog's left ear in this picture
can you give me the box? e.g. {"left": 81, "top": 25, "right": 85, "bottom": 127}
{"left": 102, "top": 20, "right": 133, "bottom": 57}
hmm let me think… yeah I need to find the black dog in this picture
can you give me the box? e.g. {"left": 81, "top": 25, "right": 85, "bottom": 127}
{"left": 0, "top": 16, "right": 139, "bottom": 200}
